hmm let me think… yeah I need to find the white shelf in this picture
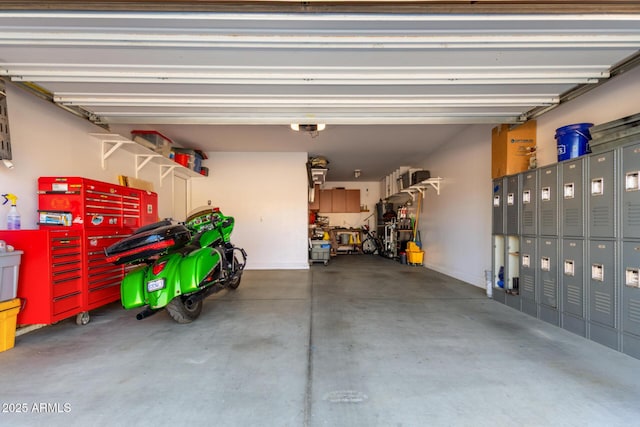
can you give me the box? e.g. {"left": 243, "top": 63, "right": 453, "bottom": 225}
{"left": 89, "top": 133, "right": 204, "bottom": 185}
{"left": 386, "top": 178, "right": 443, "bottom": 203}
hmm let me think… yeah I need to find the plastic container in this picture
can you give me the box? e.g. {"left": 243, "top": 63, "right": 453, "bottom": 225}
{"left": 556, "top": 123, "right": 593, "bottom": 162}
{"left": 131, "top": 130, "right": 173, "bottom": 157}
{"left": 0, "top": 251, "right": 22, "bottom": 302}
{"left": 174, "top": 153, "right": 190, "bottom": 168}
{"left": 0, "top": 298, "right": 20, "bottom": 352}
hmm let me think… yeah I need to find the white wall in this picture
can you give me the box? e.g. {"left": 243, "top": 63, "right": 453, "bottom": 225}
{"left": 0, "top": 84, "right": 174, "bottom": 229}
{"left": 190, "top": 152, "right": 309, "bottom": 270}
{"left": 417, "top": 65, "right": 640, "bottom": 289}
{"left": 536, "top": 66, "right": 640, "bottom": 167}
{"left": 417, "top": 125, "right": 494, "bottom": 287}
{"left": 1, "top": 84, "right": 310, "bottom": 271}
{"left": 319, "top": 180, "right": 381, "bottom": 229}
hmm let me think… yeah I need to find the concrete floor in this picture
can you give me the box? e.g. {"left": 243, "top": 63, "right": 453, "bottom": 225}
{"left": 1, "top": 255, "right": 640, "bottom": 426}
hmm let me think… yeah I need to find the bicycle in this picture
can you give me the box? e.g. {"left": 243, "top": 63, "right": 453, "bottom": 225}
{"left": 361, "top": 225, "right": 384, "bottom": 255}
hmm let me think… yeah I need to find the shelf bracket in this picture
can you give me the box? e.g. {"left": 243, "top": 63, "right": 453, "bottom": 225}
{"left": 424, "top": 179, "right": 441, "bottom": 195}
{"left": 135, "top": 153, "right": 161, "bottom": 178}
{"left": 160, "top": 164, "right": 178, "bottom": 186}
{"left": 100, "top": 140, "right": 125, "bottom": 170}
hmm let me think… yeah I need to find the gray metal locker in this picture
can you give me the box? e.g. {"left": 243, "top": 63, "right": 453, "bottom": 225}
{"left": 538, "top": 237, "right": 559, "bottom": 325}
{"left": 562, "top": 157, "right": 585, "bottom": 238}
{"left": 621, "top": 241, "right": 640, "bottom": 358}
{"left": 520, "top": 171, "right": 537, "bottom": 236}
{"left": 520, "top": 236, "right": 537, "bottom": 317}
{"left": 588, "top": 240, "right": 619, "bottom": 350}
{"left": 561, "top": 239, "right": 586, "bottom": 337}
{"left": 621, "top": 142, "right": 640, "bottom": 239}
{"left": 505, "top": 174, "right": 520, "bottom": 235}
{"left": 588, "top": 150, "right": 616, "bottom": 239}
{"left": 539, "top": 165, "right": 559, "bottom": 237}
{"left": 492, "top": 178, "right": 505, "bottom": 235}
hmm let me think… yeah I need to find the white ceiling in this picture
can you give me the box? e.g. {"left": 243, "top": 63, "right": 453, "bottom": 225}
{"left": 0, "top": 9, "right": 639, "bottom": 181}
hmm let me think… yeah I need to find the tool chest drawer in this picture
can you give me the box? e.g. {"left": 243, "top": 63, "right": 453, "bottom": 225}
{"left": 121, "top": 191, "right": 142, "bottom": 229}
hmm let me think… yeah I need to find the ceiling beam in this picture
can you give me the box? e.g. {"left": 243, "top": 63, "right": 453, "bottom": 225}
{"left": 1, "top": 1, "right": 640, "bottom": 14}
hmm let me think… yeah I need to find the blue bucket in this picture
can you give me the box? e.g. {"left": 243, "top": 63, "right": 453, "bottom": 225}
{"left": 555, "top": 123, "right": 593, "bottom": 162}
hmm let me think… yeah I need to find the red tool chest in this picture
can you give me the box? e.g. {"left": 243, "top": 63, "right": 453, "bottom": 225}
{"left": 0, "top": 177, "right": 159, "bottom": 325}
{"left": 0, "top": 229, "right": 83, "bottom": 324}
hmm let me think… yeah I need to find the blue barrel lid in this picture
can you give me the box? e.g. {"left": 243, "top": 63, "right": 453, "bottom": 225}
{"left": 555, "top": 122, "right": 593, "bottom": 135}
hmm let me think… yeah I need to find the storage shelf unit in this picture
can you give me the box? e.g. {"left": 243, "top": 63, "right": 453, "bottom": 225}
{"left": 386, "top": 178, "right": 442, "bottom": 204}
{"left": 89, "top": 133, "right": 204, "bottom": 184}
{"left": 491, "top": 135, "right": 640, "bottom": 360}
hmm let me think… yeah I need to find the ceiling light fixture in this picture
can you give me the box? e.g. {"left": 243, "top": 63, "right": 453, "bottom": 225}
{"left": 354, "top": 169, "right": 361, "bottom": 179}
{"left": 290, "top": 123, "right": 326, "bottom": 132}
{"left": 291, "top": 123, "right": 326, "bottom": 139}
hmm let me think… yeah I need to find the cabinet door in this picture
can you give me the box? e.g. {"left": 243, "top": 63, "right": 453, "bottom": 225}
{"left": 346, "top": 189, "right": 360, "bottom": 213}
{"left": 319, "top": 189, "right": 332, "bottom": 212}
{"left": 332, "top": 189, "right": 346, "bottom": 212}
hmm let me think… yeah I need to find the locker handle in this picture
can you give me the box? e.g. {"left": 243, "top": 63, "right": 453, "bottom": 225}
{"left": 626, "top": 172, "right": 639, "bottom": 191}
{"left": 591, "top": 178, "right": 604, "bottom": 196}
{"left": 591, "top": 264, "right": 604, "bottom": 282}
{"left": 625, "top": 268, "right": 640, "bottom": 288}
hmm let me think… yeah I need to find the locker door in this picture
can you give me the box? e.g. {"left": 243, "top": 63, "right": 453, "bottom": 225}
{"left": 562, "top": 239, "right": 585, "bottom": 318}
{"left": 492, "top": 178, "right": 505, "bottom": 235}
{"left": 562, "top": 158, "right": 585, "bottom": 238}
{"left": 621, "top": 142, "right": 640, "bottom": 239}
{"left": 520, "top": 237, "right": 537, "bottom": 301}
{"left": 505, "top": 174, "right": 520, "bottom": 235}
{"left": 539, "top": 165, "right": 559, "bottom": 236}
{"left": 539, "top": 238, "right": 559, "bottom": 309}
{"left": 588, "top": 240, "right": 616, "bottom": 328}
{"left": 521, "top": 171, "right": 537, "bottom": 236}
{"left": 622, "top": 241, "right": 640, "bottom": 337}
{"left": 588, "top": 151, "right": 616, "bottom": 239}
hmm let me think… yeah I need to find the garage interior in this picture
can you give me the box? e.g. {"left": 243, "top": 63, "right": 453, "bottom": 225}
{"left": 1, "top": 1, "right": 640, "bottom": 425}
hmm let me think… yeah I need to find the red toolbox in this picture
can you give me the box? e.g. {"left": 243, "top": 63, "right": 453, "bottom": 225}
{"left": 1, "top": 177, "right": 160, "bottom": 325}
{"left": 0, "top": 229, "right": 83, "bottom": 325}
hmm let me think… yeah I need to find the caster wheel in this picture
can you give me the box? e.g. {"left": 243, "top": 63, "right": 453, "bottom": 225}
{"left": 76, "top": 311, "right": 90, "bottom": 326}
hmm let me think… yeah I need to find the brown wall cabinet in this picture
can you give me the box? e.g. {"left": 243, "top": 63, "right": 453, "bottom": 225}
{"left": 312, "top": 188, "right": 360, "bottom": 213}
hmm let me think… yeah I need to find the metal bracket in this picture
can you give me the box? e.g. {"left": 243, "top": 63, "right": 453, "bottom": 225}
{"left": 135, "top": 153, "right": 161, "bottom": 178}
{"left": 100, "top": 139, "right": 126, "bottom": 170}
{"left": 160, "top": 164, "right": 178, "bottom": 183}
{"left": 398, "top": 178, "right": 442, "bottom": 201}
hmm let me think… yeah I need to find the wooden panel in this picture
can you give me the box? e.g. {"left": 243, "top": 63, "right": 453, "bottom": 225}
{"left": 346, "top": 189, "right": 360, "bottom": 213}
{"left": 332, "top": 189, "right": 346, "bottom": 213}
{"left": 319, "top": 189, "right": 332, "bottom": 213}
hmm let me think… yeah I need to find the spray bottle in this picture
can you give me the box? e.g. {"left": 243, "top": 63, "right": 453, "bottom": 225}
{"left": 2, "top": 193, "right": 20, "bottom": 230}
